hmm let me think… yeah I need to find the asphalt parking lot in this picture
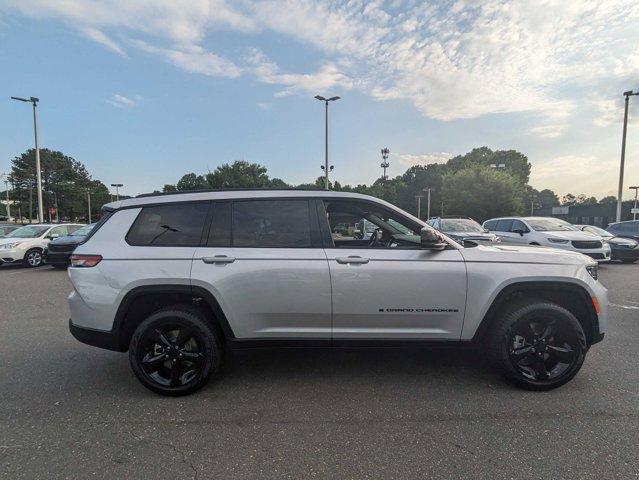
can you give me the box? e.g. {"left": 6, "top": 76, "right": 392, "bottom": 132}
{"left": 0, "top": 263, "right": 638, "bottom": 479}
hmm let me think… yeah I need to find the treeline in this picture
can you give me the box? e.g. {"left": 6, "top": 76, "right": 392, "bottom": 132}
{"left": 162, "top": 147, "right": 612, "bottom": 221}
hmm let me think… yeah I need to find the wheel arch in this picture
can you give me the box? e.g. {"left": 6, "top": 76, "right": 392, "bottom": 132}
{"left": 473, "top": 281, "right": 600, "bottom": 346}
{"left": 113, "top": 284, "right": 235, "bottom": 351}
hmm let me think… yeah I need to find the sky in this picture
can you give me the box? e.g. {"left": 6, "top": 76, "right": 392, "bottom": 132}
{"left": 1, "top": 0, "right": 639, "bottom": 199}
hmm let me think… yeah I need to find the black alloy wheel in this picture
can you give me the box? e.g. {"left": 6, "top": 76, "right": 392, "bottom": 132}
{"left": 486, "top": 300, "right": 587, "bottom": 390}
{"left": 129, "top": 306, "right": 221, "bottom": 396}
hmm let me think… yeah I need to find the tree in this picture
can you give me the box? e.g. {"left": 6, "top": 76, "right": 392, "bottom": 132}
{"left": 8, "top": 148, "right": 108, "bottom": 222}
{"left": 446, "top": 147, "right": 531, "bottom": 184}
{"left": 599, "top": 195, "right": 617, "bottom": 205}
{"left": 441, "top": 165, "right": 524, "bottom": 221}
{"left": 176, "top": 173, "right": 208, "bottom": 191}
{"left": 537, "top": 189, "right": 560, "bottom": 208}
{"left": 205, "top": 161, "right": 289, "bottom": 189}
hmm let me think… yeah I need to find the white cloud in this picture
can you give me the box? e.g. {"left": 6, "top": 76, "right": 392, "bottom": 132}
{"left": 5, "top": 0, "right": 639, "bottom": 126}
{"left": 81, "top": 27, "right": 127, "bottom": 57}
{"left": 398, "top": 152, "right": 453, "bottom": 167}
{"left": 529, "top": 124, "right": 565, "bottom": 139}
{"left": 107, "top": 93, "right": 141, "bottom": 108}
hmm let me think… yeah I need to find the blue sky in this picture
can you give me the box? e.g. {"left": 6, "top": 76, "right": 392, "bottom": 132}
{"left": 1, "top": 1, "right": 638, "bottom": 198}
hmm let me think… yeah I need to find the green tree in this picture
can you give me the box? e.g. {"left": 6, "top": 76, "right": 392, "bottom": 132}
{"left": 175, "top": 173, "right": 208, "bottom": 191}
{"left": 441, "top": 165, "right": 524, "bottom": 221}
{"left": 8, "top": 148, "right": 107, "bottom": 222}
{"left": 205, "top": 161, "right": 289, "bottom": 189}
{"left": 446, "top": 147, "right": 531, "bottom": 184}
{"left": 599, "top": 195, "right": 617, "bottom": 205}
{"left": 537, "top": 189, "right": 560, "bottom": 208}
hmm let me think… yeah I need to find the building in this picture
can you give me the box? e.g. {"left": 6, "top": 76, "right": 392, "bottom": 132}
{"left": 535, "top": 200, "right": 636, "bottom": 227}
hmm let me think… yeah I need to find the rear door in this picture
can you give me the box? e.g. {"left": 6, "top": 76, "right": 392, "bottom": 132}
{"left": 492, "top": 218, "right": 517, "bottom": 244}
{"left": 319, "top": 198, "right": 467, "bottom": 340}
{"left": 191, "top": 198, "right": 332, "bottom": 340}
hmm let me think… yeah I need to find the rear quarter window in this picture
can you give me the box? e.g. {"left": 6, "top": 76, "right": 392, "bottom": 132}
{"left": 126, "top": 202, "right": 209, "bottom": 246}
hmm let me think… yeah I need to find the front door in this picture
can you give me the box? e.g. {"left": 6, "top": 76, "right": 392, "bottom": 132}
{"left": 319, "top": 198, "right": 467, "bottom": 340}
{"left": 191, "top": 199, "right": 332, "bottom": 340}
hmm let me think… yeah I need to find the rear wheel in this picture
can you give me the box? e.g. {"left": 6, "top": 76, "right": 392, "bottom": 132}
{"left": 23, "top": 249, "right": 43, "bottom": 268}
{"left": 485, "top": 300, "right": 586, "bottom": 390}
{"left": 129, "top": 306, "right": 222, "bottom": 396}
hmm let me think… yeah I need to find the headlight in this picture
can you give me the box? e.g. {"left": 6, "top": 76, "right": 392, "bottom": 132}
{"left": 548, "top": 238, "right": 569, "bottom": 244}
{"left": 1, "top": 242, "right": 22, "bottom": 249}
{"left": 586, "top": 264, "right": 598, "bottom": 280}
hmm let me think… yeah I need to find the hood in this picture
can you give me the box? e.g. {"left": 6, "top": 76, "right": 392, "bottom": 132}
{"left": 50, "top": 234, "right": 85, "bottom": 246}
{"left": 609, "top": 236, "right": 638, "bottom": 246}
{"left": 0, "top": 237, "right": 36, "bottom": 247}
{"left": 459, "top": 243, "right": 593, "bottom": 265}
{"left": 543, "top": 230, "right": 601, "bottom": 242}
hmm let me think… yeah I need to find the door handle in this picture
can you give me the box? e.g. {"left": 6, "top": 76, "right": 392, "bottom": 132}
{"left": 202, "top": 255, "right": 236, "bottom": 264}
{"left": 335, "top": 256, "right": 370, "bottom": 264}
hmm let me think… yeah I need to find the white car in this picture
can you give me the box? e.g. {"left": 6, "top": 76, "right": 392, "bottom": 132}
{"left": 483, "top": 217, "right": 611, "bottom": 262}
{"left": 67, "top": 190, "right": 607, "bottom": 395}
{"left": 0, "top": 223, "right": 84, "bottom": 267}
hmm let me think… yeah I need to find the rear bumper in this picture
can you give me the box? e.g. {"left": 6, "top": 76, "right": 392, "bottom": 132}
{"left": 45, "top": 251, "right": 72, "bottom": 265}
{"left": 69, "top": 319, "right": 124, "bottom": 352}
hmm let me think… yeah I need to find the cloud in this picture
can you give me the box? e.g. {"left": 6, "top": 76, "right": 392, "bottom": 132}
{"left": 6, "top": 0, "right": 639, "bottom": 126}
{"left": 529, "top": 124, "right": 565, "bottom": 139}
{"left": 398, "top": 152, "right": 454, "bottom": 167}
{"left": 107, "top": 93, "right": 141, "bottom": 108}
{"left": 530, "top": 155, "right": 619, "bottom": 197}
{"left": 81, "top": 26, "right": 127, "bottom": 57}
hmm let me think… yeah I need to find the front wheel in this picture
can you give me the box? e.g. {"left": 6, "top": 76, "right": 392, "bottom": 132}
{"left": 485, "top": 300, "right": 587, "bottom": 390}
{"left": 129, "top": 306, "right": 222, "bottom": 396}
{"left": 23, "top": 249, "right": 43, "bottom": 268}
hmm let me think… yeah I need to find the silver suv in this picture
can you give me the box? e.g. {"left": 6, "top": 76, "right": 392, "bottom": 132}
{"left": 68, "top": 190, "right": 608, "bottom": 395}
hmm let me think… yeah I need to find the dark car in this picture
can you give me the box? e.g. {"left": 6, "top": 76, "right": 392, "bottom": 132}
{"left": 44, "top": 224, "right": 95, "bottom": 268}
{"left": 575, "top": 224, "right": 639, "bottom": 263}
{"left": 606, "top": 220, "right": 639, "bottom": 242}
{"left": 426, "top": 216, "right": 500, "bottom": 245}
{"left": 0, "top": 224, "right": 19, "bottom": 238}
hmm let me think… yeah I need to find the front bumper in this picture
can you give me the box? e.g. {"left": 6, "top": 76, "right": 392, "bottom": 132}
{"left": 69, "top": 319, "right": 123, "bottom": 352}
{"left": 0, "top": 248, "right": 26, "bottom": 263}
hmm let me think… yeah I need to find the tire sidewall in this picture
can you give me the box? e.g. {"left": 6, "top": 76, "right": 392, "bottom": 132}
{"left": 129, "top": 308, "right": 220, "bottom": 396}
{"left": 493, "top": 302, "right": 587, "bottom": 390}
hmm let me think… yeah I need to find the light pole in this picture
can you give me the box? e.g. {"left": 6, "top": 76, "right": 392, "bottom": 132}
{"left": 490, "top": 163, "right": 506, "bottom": 170}
{"left": 315, "top": 95, "right": 340, "bottom": 190}
{"left": 424, "top": 187, "right": 431, "bottom": 220}
{"left": 415, "top": 193, "right": 423, "bottom": 219}
{"left": 0, "top": 173, "right": 10, "bottom": 220}
{"left": 630, "top": 185, "right": 639, "bottom": 220}
{"left": 87, "top": 190, "right": 92, "bottom": 223}
{"left": 617, "top": 90, "right": 639, "bottom": 222}
{"left": 380, "top": 148, "right": 390, "bottom": 179}
{"left": 11, "top": 96, "right": 43, "bottom": 223}
{"left": 111, "top": 183, "right": 123, "bottom": 201}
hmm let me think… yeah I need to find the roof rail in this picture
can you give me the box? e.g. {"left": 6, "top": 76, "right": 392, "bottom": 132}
{"left": 135, "top": 187, "right": 326, "bottom": 198}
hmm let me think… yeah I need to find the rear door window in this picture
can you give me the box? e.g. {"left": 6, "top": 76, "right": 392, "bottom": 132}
{"left": 232, "top": 200, "right": 311, "bottom": 248}
{"left": 495, "top": 219, "right": 514, "bottom": 232}
{"left": 511, "top": 220, "right": 529, "bottom": 232}
{"left": 127, "top": 202, "right": 209, "bottom": 246}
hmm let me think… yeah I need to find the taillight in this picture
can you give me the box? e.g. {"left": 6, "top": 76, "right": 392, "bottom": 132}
{"left": 70, "top": 254, "right": 102, "bottom": 267}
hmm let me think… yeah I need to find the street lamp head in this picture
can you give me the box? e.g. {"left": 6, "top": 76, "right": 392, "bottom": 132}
{"left": 314, "top": 95, "right": 326, "bottom": 101}
{"left": 10, "top": 96, "right": 29, "bottom": 102}
{"left": 110, "top": 183, "right": 123, "bottom": 187}
{"left": 327, "top": 96, "right": 341, "bottom": 102}
{"left": 629, "top": 186, "right": 639, "bottom": 190}
{"left": 623, "top": 90, "right": 639, "bottom": 97}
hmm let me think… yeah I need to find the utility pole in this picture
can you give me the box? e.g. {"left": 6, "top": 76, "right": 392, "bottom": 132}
{"left": 0, "top": 174, "right": 10, "bottom": 220}
{"left": 380, "top": 148, "right": 390, "bottom": 179}
{"left": 630, "top": 185, "right": 639, "bottom": 220}
{"left": 315, "top": 95, "right": 340, "bottom": 190}
{"left": 617, "top": 90, "right": 639, "bottom": 222}
{"left": 11, "top": 96, "right": 43, "bottom": 223}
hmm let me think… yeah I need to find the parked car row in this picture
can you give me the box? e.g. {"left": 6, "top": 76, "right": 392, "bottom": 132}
{"left": 426, "top": 216, "right": 639, "bottom": 264}
{"left": 0, "top": 223, "right": 94, "bottom": 268}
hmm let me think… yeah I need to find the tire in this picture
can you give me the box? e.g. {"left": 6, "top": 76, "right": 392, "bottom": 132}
{"left": 129, "top": 305, "right": 222, "bottom": 396}
{"left": 485, "top": 299, "right": 587, "bottom": 391}
{"left": 23, "top": 248, "right": 43, "bottom": 268}
{"left": 620, "top": 259, "right": 637, "bottom": 264}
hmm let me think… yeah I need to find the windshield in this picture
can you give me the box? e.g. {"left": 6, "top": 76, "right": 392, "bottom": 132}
{"left": 440, "top": 219, "right": 484, "bottom": 233}
{"left": 71, "top": 224, "right": 95, "bottom": 236}
{"left": 5, "top": 226, "right": 49, "bottom": 238}
{"left": 526, "top": 219, "right": 575, "bottom": 232}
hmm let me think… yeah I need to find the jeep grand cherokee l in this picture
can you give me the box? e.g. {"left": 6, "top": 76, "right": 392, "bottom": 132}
{"left": 68, "top": 190, "right": 607, "bottom": 396}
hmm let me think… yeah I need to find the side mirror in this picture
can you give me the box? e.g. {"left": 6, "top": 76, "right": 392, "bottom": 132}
{"left": 512, "top": 229, "right": 525, "bottom": 236}
{"left": 420, "top": 227, "right": 447, "bottom": 250}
